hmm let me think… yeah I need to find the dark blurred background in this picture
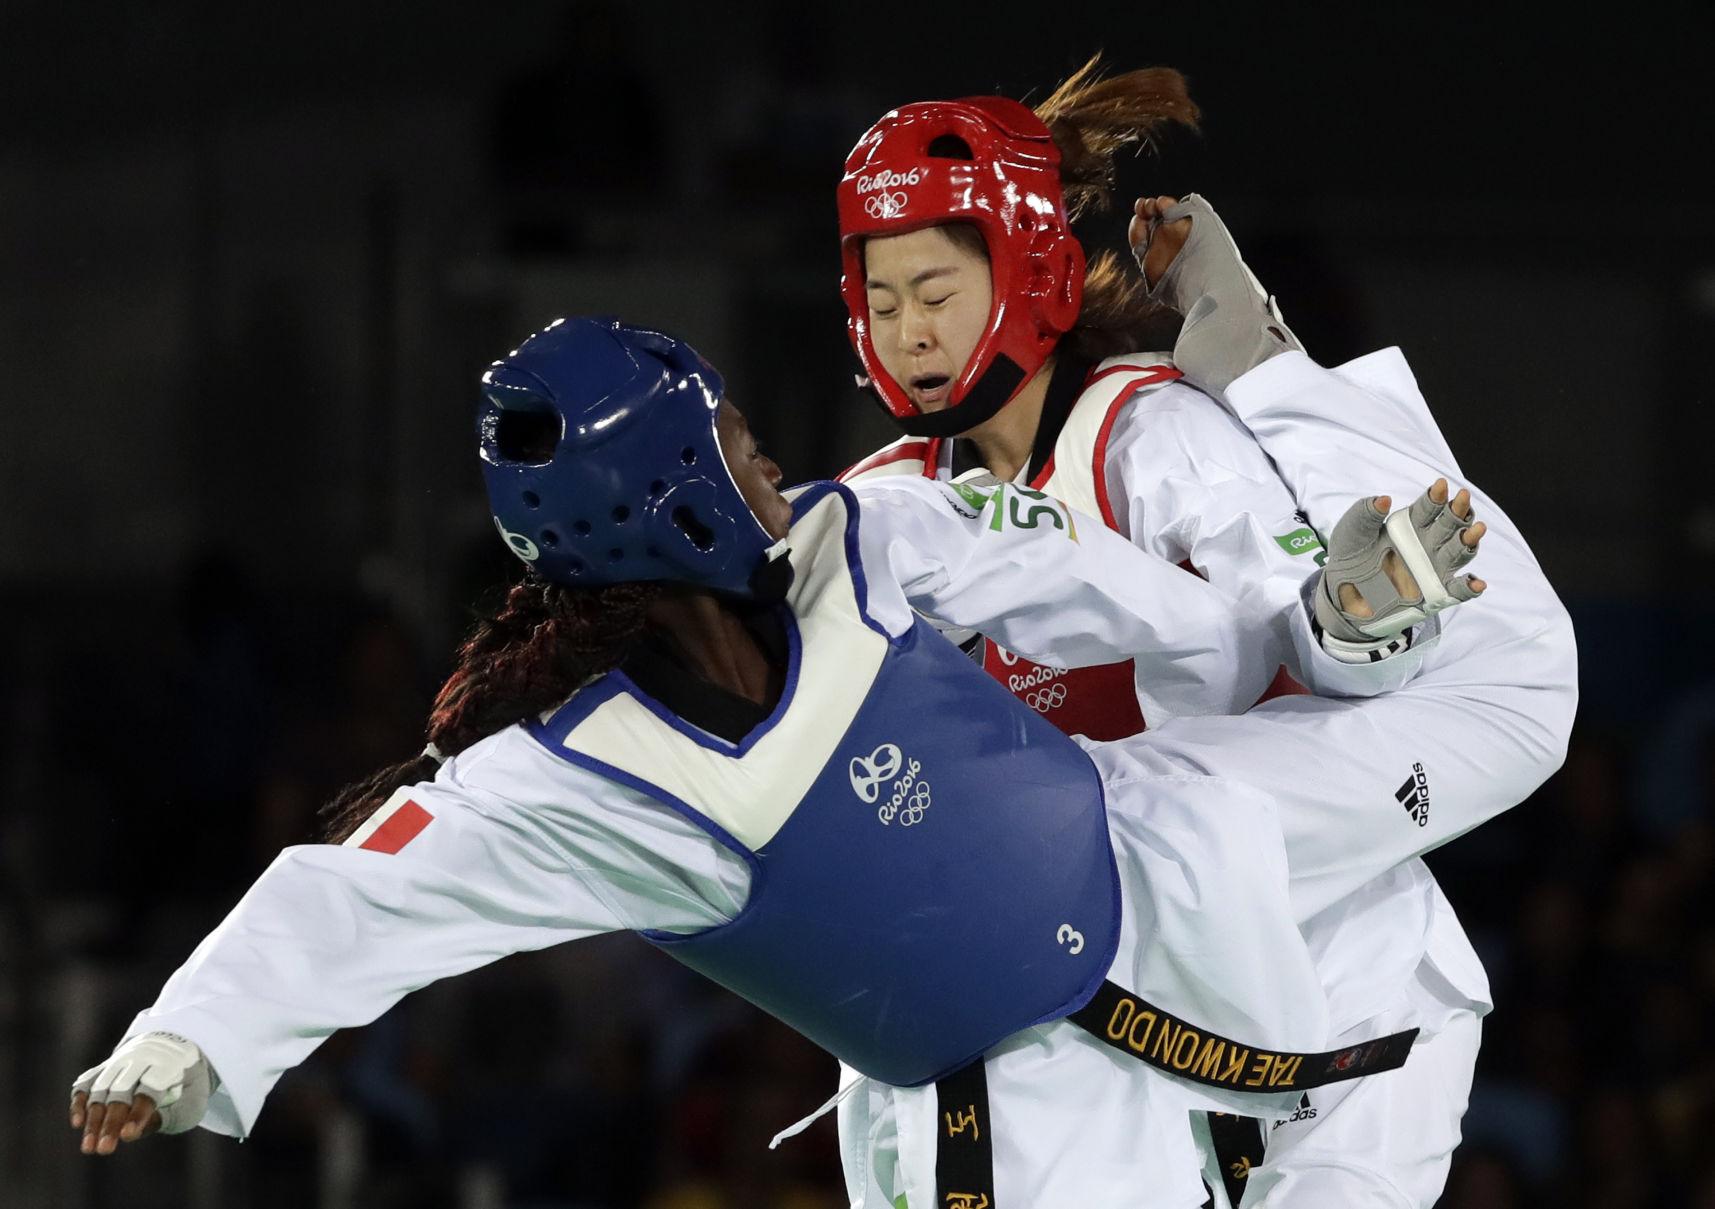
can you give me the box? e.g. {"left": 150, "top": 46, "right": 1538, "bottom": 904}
{"left": 3, "top": 3, "right": 1713, "bottom": 1207}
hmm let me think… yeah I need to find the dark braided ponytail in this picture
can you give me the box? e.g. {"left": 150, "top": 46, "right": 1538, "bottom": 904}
{"left": 1034, "top": 55, "right": 1202, "bottom": 361}
{"left": 320, "top": 573, "right": 662, "bottom": 843}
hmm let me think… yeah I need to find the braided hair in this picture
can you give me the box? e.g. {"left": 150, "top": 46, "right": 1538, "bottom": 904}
{"left": 320, "top": 573, "right": 661, "bottom": 843}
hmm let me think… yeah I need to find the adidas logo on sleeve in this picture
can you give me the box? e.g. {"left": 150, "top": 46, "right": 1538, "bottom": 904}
{"left": 1394, "top": 763, "right": 1429, "bottom": 827}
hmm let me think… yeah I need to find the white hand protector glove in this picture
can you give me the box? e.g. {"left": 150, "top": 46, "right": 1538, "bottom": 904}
{"left": 1314, "top": 486, "right": 1483, "bottom": 662}
{"left": 1137, "top": 193, "right": 1303, "bottom": 400}
{"left": 72, "top": 1031, "right": 215, "bottom": 1135}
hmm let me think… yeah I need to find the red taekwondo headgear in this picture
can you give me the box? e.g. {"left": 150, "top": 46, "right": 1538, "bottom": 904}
{"left": 837, "top": 96, "right": 1085, "bottom": 437}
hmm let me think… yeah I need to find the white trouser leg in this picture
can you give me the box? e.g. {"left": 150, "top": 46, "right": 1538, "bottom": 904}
{"left": 1240, "top": 1007, "right": 1480, "bottom": 1208}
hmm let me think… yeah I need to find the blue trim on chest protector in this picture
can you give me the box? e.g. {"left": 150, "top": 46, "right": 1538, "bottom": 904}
{"left": 536, "top": 482, "right": 1121, "bottom": 1086}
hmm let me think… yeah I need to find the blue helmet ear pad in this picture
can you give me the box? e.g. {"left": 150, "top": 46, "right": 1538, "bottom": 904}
{"left": 648, "top": 478, "right": 746, "bottom": 584}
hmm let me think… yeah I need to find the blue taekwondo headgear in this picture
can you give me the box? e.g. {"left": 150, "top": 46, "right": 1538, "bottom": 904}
{"left": 479, "top": 317, "right": 789, "bottom": 598}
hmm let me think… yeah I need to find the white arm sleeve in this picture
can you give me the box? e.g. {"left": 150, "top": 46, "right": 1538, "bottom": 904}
{"left": 850, "top": 476, "right": 1278, "bottom": 723}
{"left": 1109, "top": 348, "right": 1577, "bottom": 915}
{"left": 1104, "top": 381, "right": 1430, "bottom": 697}
{"left": 1224, "top": 346, "right": 1577, "bottom": 762}
{"left": 120, "top": 727, "right": 749, "bottom": 1137}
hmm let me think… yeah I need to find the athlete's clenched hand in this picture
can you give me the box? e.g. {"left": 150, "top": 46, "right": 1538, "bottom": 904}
{"left": 70, "top": 1032, "right": 213, "bottom": 1154}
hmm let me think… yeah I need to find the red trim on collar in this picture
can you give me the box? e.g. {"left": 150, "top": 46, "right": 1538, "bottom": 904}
{"left": 1084, "top": 362, "right": 1178, "bottom": 388}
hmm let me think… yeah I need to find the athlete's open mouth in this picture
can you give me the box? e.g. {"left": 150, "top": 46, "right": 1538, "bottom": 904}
{"left": 910, "top": 373, "right": 952, "bottom": 407}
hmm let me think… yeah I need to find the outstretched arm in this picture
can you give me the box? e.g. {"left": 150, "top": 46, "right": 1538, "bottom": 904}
{"left": 851, "top": 474, "right": 1285, "bottom": 725}
{"left": 70, "top": 732, "right": 745, "bottom": 1146}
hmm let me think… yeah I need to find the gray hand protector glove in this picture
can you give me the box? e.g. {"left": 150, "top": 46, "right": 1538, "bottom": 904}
{"left": 1314, "top": 489, "right": 1482, "bottom": 661}
{"left": 1138, "top": 193, "right": 1303, "bottom": 400}
{"left": 72, "top": 1031, "right": 216, "bottom": 1135}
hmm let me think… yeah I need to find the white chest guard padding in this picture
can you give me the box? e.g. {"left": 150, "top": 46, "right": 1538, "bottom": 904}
{"left": 557, "top": 493, "right": 890, "bottom": 851}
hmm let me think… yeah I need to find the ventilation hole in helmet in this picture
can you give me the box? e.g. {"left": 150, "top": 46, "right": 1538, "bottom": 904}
{"left": 672, "top": 505, "right": 716, "bottom": 552}
{"left": 680, "top": 446, "right": 697, "bottom": 465}
{"left": 649, "top": 479, "right": 666, "bottom": 496}
{"left": 611, "top": 505, "right": 631, "bottom": 523}
{"left": 927, "top": 134, "right": 974, "bottom": 159}
{"left": 493, "top": 408, "right": 560, "bottom": 464}
{"left": 573, "top": 519, "right": 591, "bottom": 536}
{"left": 521, "top": 490, "right": 541, "bottom": 509}
{"left": 566, "top": 557, "right": 586, "bottom": 575}
{"left": 540, "top": 529, "right": 560, "bottom": 547}
{"left": 608, "top": 548, "right": 624, "bottom": 563}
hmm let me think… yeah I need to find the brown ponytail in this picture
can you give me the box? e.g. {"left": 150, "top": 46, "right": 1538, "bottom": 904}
{"left": 1035, "top": 55, "right": 1201, "bottom": 361}
{"left": 320, "top": 574, "right": 662, "bottom": 843}
{"left": 1034, "top": 56, "right": 1200, "bottom": 222}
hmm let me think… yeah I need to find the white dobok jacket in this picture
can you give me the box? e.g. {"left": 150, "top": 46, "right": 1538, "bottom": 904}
{"left": 116, "top": 349, "right": 1573, "bottom": 1208}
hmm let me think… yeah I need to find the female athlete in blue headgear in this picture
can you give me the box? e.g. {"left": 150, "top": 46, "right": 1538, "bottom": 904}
{"left": 68, "top": 314, "right": 1557, "bottom": 1207}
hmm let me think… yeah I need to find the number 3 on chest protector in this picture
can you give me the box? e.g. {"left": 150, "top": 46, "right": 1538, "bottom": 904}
{"left": 1056, "top": 924, "right": 1085, "bottom": 954}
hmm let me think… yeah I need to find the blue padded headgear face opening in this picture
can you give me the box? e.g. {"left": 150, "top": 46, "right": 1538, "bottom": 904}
{"left": 479, "top": 317, "right": 783, "bottom": 597}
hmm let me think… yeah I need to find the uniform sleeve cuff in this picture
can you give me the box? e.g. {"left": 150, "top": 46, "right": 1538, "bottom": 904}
{"left": 124, "top": 1007, "right": 266, "bottom": 1138}
{"left": 1288, "top": 579, "right": 1437, "bottom": 697}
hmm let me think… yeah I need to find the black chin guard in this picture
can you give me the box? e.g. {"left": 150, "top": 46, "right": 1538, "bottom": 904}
{"left": 890, "top": 356, "right": 1027, "bottom": 438}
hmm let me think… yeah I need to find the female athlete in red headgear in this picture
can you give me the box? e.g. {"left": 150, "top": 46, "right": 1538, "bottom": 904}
{"left": 835, "top": 58, "right": 1578, "bottom": 1209}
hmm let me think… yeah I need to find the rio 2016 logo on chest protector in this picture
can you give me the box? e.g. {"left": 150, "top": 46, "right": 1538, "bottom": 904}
{"left": 849, "top": 742, "right": 931, "bottom": 826}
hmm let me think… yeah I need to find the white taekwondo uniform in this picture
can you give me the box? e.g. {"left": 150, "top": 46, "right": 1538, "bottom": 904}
{"left": 840, "top": 346, "right": 1576, "bottom": 1207}
{"left": 118, "top": 470, "right": 1403, "bottom": 1209}
{"left": 111, "top": 353, "right": 1571, "bottom": 1207}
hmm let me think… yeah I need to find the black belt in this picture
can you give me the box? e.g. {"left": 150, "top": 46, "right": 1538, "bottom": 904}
{"left": 1204, "top": 1111, "right": 1268, "bottom": 1207}
{"left": 934, "top": 1060, "right": 995, "bottom": 1209}
{"left": 929, "top": 982, "right": 1414, "bottom": 1207}
{"left": 1067, "top": 980, "right": 1418, "bottom": 1094}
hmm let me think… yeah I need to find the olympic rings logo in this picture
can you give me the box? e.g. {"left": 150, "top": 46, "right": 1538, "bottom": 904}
{"left": 1027, "top": 683, "right": 1068, "bottom": 713}
{"left": 898, "top": 780, "right": 932, "bottom": 826}
{"left": 863, "top": 191, "right": 909, "bottom": 220}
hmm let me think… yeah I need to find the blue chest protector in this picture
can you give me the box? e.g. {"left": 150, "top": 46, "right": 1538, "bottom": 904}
{"left": 529, "top": 483, "right": 1120, "bottom": 1087}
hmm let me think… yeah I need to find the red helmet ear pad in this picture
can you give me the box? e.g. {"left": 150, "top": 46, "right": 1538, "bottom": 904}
{"left": 837, "top": 97, "right": 1086, "bottom": 434}
{"left": 1027, "top": 228, "right": 1085, "bottom": 336}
